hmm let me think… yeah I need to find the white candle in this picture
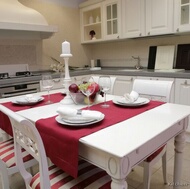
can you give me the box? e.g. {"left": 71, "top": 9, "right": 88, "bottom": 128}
{"left": 62, "top": 41, "right": 70, "bottom": 54}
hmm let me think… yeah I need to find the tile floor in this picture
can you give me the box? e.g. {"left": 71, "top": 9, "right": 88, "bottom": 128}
{"left": 0, "top": 137, "right": 190, "bottom": 189}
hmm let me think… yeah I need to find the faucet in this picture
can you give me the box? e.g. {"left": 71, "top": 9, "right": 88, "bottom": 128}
{"left": 132, "top": 56, "right": 143, "bottom": 69}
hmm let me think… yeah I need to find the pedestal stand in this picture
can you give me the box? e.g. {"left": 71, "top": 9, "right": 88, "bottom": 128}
{"left": 60, "top": 54, "right": 74, "bottom": 104}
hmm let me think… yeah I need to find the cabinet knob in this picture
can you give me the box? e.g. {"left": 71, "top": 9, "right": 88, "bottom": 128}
{"left": 139, "top": 33, "right": 142, "bottom": 36}
{"left": 184, "top": 80, "right": 187, "bottom": 85}
{"left": 117, "top": 36, "right": 119, "bottom": 39}
{"left": 147, "top": 32, "right": 150, "bottom": 35}
{"left": 176, "top": 28, "right": 179, "bottom": 32}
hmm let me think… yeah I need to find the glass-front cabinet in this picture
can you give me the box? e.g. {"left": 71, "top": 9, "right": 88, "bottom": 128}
{"left": 103, "top": 0, "right": 121, "bottom": 40}
{"left": 80, "top": 2, "right": 103, "bottom": 43}
{"left": 174, "top": 0, "right": 190, "bottom": 32}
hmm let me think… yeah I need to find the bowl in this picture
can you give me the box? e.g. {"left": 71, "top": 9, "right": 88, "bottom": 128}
{"left": 70, "top": 92, "right": 98, "bottom": 105}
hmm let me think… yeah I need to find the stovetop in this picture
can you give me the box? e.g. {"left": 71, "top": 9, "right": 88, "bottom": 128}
{"left": 0, "top": 71, "right": 41, "bottom": 80}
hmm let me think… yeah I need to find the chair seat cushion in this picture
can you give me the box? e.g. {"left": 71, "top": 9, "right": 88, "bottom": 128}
{"left": 145, "top": 145, "right": 166, "bottom": 162}
{"left": 0, "top": 138, "right": 34, "bottom": 168}
{"left": 30, "top": 160, "right": 111, "bottom": 189}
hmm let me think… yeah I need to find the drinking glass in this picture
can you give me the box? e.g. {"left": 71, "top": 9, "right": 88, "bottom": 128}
{"left": 99, "top": 76, "right": 111, "bottom": 108}
{"left": 79, "top": 76, "right": 95, "bottom": 109}
{"left": 42, "top": 74, "right": 54, "bottom": 104}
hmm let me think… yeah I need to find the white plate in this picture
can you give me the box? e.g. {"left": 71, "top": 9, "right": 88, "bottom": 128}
{"left": 113, "top": 97, "right": 150, "bottom": 107}
{"left": 55, "top": 114, "right": 105, "bottom": 127}
{"left": 12, "top": 96, "right": 44, "bottom": 105}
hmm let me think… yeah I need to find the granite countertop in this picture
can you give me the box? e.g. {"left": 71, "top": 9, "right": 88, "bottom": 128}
{"left": 1, "top": 67, "right": 190, "bottom": 87}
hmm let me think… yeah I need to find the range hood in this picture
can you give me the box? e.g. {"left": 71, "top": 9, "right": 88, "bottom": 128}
{"left": 0, "top": 0, "right": 57, "bottom": 39}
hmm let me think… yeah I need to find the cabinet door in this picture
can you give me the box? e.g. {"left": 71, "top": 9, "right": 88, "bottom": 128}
{"left": 174, "top": 0, "right": 190, "bottom": 33}
{"left": 103, "top": 0, "right": 121, "bottom": 40}
{"left": 122, "top": 0, "right": 145, "bottom": 38}
{"left": 175, "top": 78, "right": 190, "bottom": 132}
{"left": 113, "top": 76, "right": 136, "bottom": 96}
{"left": 146, "top": 0, "right": 174, "bottom": 36}
{"left": 80, "top": 3, "right": 103, "bottom": 43}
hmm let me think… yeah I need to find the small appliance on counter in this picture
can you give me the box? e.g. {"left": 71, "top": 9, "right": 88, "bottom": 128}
{"left": 90, "top": 59, "right": 101, "bottom": 71}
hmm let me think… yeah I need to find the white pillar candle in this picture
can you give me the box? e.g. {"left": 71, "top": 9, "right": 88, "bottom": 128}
{"left": 62, "top": 41, "right": 70, "bottom": 54}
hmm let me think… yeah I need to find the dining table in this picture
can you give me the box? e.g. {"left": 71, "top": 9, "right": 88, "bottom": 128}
{"left": 0, "top": 88, "right": 190, "bottom": 189}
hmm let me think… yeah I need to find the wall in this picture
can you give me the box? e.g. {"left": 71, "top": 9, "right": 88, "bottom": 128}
{"left": 19, "top": 0, "right": 92, "bottom": 70}
{"left": 0, "top": 0, "right": 91, "bottom": 72}
{"left": 89, "top": 34, "right": 190, "bottom": 68}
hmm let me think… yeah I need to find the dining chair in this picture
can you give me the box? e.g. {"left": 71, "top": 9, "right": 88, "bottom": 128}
{"left": 92, "top": 75, "right": 116, "bottom": 94}
{"left": 0, "top": 105, "right": 112, "bottom": 189}
{"left": 0, "top": 106, "right": 38, "bottom": 189}
{"left": 132, "top": 79, "right": 174, "bottom": 189}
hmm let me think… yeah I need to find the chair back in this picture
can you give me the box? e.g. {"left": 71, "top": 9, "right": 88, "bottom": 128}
{"left": 92, "top": 75, "right": 116, "bottom": 94}
{"left": 0, "top": 105, "right": 51, "bottom": 189}
{"left": 132, "top": 79, "right": 174, "bottom": 102}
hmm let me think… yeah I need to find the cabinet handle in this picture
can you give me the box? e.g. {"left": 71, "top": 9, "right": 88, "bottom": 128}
{"left": 184, "top": 80, "right": 187, "bottom": 85}
{"left": 176, "top": 28, "right": 179, "bottom": 32}
{"left": 147, "top": 32, "right": 150, "bottom": 35}
{"left": 139, "top": 33, "right": 142, "bottom": 36}
{"left": 117, "top": 36, "right": 119, "bottom": 39}
{"left": 131, "top": 78, "right": 133, "bottom": 81}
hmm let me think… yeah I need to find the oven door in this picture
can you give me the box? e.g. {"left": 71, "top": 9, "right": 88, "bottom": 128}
{"left": 0, "top": 81, "right": 40, "bottom": 98}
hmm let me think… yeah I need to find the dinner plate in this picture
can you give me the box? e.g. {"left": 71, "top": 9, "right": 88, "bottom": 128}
{"left": 55, "top": 114, "right": 105, "bottom": 126}
{"left": 113, "top": 97, "right": 150, "bottom": 107}
{"left": 12, "top": 96, "right": 44, "bottom": 105}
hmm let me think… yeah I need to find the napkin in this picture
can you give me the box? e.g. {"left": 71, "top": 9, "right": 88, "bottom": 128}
{"left": 16, "top": 95, "right": 41, "bottom": 104}
{"left": 123, "top": 91, "right": 139, "bottom": 103}
{"left": 56, "top": 107, "right": 103, "bottom": 121}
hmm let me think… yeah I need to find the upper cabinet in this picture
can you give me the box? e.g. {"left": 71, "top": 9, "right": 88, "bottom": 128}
{"left": 146, "top": 0, "right": 174, "bottom": 36}
{"left": 174, "top": 0, "right": 190, "bottom": 33}
{"left": 122, "top": 0, "right": 174, "bottom": 38}
{"left": 102, "top": 0, "right": 121, "bottom": 40}
{"left": 80, "top": 0, "right": 190, "bottom": 43}
{"left": 122, "top": 0, "right": 145, "bottom": 38}
{"left": 80, "top": 2, "right": 103, "bottom": 43}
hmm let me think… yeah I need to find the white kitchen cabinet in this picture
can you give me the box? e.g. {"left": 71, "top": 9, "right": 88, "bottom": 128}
{"left": 146, "top": 0, "right": 174, "bottom": 36}
{"left": 113, "top": 76, "right": 136, "bottom": 96}
{"left": 175, "top": 78, "right": 190, "bottom": 132}
{"left": 136, "top": 76, "right": 175, "bottom": 102}
{"left": 174, "top": 0, "right": 190, "bottom": 33}
{"left": 122, "top": 0, "right": 174, "bottom": 38}
{"left": 102, "top": 0, "right": 122, "bottom": 40}
{"left": 80, "top": 2, "right": 103, "bottom": 43}
{"left": 122, "top": 0, "right": 145, "bottom": 38}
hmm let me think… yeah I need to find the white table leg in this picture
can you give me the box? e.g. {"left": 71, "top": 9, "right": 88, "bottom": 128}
{"left": 173, "top": 130, "right": 186, "bottom": 189}
{"left": 106, "top": 156, "right": 130, "bottom": 189}
{"left": 111, "top": 178, "right": 128, "bottom": 189}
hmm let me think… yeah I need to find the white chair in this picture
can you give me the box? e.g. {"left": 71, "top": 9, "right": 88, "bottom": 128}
{"left": 92, "top": 75, "right": 116, "bottom": 94}
{"left": 0, "top": 105, "right": 112, "bottom": 189}
{"left": 132, "top": 79, "right": 174, "bottom": 189}
{"left": 0, "top": 107, "right": 38, "bottom": 189}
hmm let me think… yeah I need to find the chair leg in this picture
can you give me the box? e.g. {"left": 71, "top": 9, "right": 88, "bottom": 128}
{"left": 162, "top": 152, "right": 167, "bottom": 184}
{"left": 143, "top": 162, "right": 151, "bottom": 189}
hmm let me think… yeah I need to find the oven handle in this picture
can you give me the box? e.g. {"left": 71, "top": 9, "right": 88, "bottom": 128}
{"left": 1, "top": 89, "right": 38, "bottom": 98}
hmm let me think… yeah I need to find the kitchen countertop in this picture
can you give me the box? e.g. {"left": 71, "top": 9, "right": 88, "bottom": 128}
{"left": 1, "top": 67, "right": 190, "bottom": 86}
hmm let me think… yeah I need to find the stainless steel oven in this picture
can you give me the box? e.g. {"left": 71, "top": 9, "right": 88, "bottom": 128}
{"left": 0, "top": 81, "right": 40, "bottom": 98}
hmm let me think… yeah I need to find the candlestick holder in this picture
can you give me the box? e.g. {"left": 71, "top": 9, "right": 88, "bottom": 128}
{"left": 60, "top": 53, "right": 74, "bottom": 104}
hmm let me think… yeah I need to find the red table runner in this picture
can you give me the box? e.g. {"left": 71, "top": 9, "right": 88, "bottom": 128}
{"left": 0, "top": 93, "right": 64, "bottom": 136}
{"left": 35, "top": 100, "right": 164, "bottom": 178}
